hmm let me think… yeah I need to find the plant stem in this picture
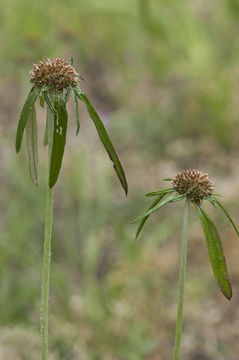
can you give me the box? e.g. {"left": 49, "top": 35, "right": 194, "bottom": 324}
{"left": 173, "top": 198, "right": 190, "bottom": 360}
{"left": 41, "top": 185, "right": 54, "bottom": 360}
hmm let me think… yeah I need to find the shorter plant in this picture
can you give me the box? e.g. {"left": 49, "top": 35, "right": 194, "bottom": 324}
{"left": 133, "top": 169, "right": 239, "bottom": 360}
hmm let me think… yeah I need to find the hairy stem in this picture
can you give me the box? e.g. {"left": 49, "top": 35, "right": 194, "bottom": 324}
{"left": 173, "top": 199, "right": 190, "bottom": 360}
{"left": 41, "top": 185, "right": 54, "bottom": 360}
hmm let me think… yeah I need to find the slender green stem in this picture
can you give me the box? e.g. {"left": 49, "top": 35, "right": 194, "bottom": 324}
{"left": 41, "top": 185, "right": 54, "bottom": 360}
{"left": 173, "top": 199, "right": 190, "bottom": 360}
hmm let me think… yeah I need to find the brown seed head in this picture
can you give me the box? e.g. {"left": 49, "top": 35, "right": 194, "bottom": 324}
{"left": 172, "top": 169, "right": 214, "bottom": 203}
{"left": 30, "top": 57, "right": 79, "bottom": 91}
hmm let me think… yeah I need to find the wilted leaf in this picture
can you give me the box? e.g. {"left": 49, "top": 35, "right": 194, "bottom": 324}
{"left": 72, "top": 89, "right": 80, "bottom": 135}
{"left": 44, "top": 91, "right": 57, "bottom": 114}
{"left": 26, "top": 104, "right": 38, "bottom": 185}
{"left": 39, "top": 94, "right": 45, "bottom": 108}
{"left": 75, "top": 90, "right": 128, "bottom": 195}
{"left": 49, "top": 97, "right": 68, "bottom": 188}
{"left": 16, "top": 87, "right": 40, "bottom": 153}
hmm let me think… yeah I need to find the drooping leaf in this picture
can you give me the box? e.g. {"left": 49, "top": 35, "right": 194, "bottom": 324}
{"left": 146, "top": 188, "right": 174, "bottom": 197}
{"left": 135, "top": 194, "right": 167, "bottom": 239}
{"left": 49, "top": 97, "right": 68, "bottom": 188}
{"left": 195, "top": 203, "right": 232, "bottom": 300}
{"left": 208, "top": 197, "right": 239, "bottom": 238}
{"left": 16, "top": 87, "right": 40, "bottom": 153}
{"left": 25, "top": 104, "right": 38, "bottom": 185}
{"left": 72, "top": 88, "right": 80, "bottom": 135}
{"left": 63, "top": 87, "right": 71, "bottom": 104}
{"left": 39, "top": 94, "right": 45, "bottom": 108}
{"left": 44, "top": 90, "right": 57, "bottom": 113}
{"left": 47, "top": 102, "right": 54, "bottom": 160}
{"left": 43, "top": 116, "right": 48, "bottom": 146}
{"left": 133, "top": 194, "right": 185, "bottom": 223}
{"left": 75, "top": 90, "right": 128, "bottom": 195}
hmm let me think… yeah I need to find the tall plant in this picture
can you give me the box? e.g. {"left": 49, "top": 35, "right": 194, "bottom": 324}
{"left": 16, "top": 57, "right": 128, "bottom": 360}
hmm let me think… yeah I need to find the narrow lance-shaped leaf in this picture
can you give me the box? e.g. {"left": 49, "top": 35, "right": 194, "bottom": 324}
{"left": 47, "top": 101, "right": 54, "bottom": 162}
{"left": 72, "top": 88, "right": 80, "bottom": 135}
{"left": 194, "top": 203, "right": 232, "bottom": 300}
{"left": 146, "top": 188, "right": 174, "bottom": 197}
{"left": 43, "top": 90, "right": 57, "bottom": 114}
{"left": 135, "top": 193, "right": 167, "bottom": 239}
{"left": 75, "top": 90, "right": 128, "bottom": 195}
{"left": 133, "top": 194, "right": 185, "bottom": 223}
{"left": 49, "top": 97, "right": 68, "bottom": 188}
{"left": 63, "top": 87, "right": 71, "bottom": 104}
{"left": 43, "top": 116, "right": 48, "bottom": 146}
{"left": 25, "top": 104, "right": 38, "bottom": 185}
{"left": 208, "top": 197, "right": 239, "bottom": 238}
{"left": 16, "top": 87, "right": 40, "bottom": 153}
{"left": 39, "top": 94, "right": 45, "bottom": 108}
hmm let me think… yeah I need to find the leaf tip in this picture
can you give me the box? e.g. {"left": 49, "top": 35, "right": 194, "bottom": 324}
{"left": 224, "top": 289, "right": 232, "bottom": 301}
{"left": 124, "top": 186, "right": 128, "bottom": 196}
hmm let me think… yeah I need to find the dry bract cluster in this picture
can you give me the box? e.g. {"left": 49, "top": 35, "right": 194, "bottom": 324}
{"left": 30, "top": 57, "right": 79, "bottom": 91}
{"left": 172, "top": 169, "right": 214, "bottom": 203}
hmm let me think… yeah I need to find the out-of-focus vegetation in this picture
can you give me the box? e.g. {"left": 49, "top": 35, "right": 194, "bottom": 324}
{"left": 1, "top": 0, "right": 239, "bottom": 359}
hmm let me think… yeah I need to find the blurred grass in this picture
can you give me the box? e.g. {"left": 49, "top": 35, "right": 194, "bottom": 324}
{"left": 1, "top": 0, "right": 239, "bottom": 359}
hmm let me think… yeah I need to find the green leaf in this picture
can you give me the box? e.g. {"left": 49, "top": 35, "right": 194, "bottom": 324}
{"left": 43, "top": 117, "right": 48, "bottom": 146}
{"left": 163, "top": 178, "right": 173, "bottom": 181}
{"left": 16, "top": 87, "right": 40, "bottom": 153}
{"left": 44, "top": 91, "right": 57, "bottom": 113}
{"left": 72, "top": 88, "right": 80, "bottom": 135}
{"left": 25, "top": 104, "right": 38, "bottom": 185}
{"left": 209, "top": 197, "right": 239, "bottom": 238}
{"left": 39, "top": 94, "right": 45, "bottom": 108}
{"left": 146, "top": 188, "right": 174, "bottom": 197}
{"left": 195, "top": 203, "right": 232, "bottom": 300}
{"left": 135, "top": 194, "right": 166, "bottom": 239}
{"left": 49, "top": 97, "right": 68, "bottom": 188}
{"left": 75, "top": 90, "right": 128, "bottom": 195}
{"left": 47, "top": 102, "right": 54, "bottom": 161}
{"left": 133, "top": 194, "right": 185, "bottom": 223}
{"left": 63, "top": 87, "right": 71, "bottom": 104}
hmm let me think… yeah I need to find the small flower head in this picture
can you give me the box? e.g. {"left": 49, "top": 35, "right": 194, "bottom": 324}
{"left": 172, "top": 169, "right": 214, "bottom": 203}
{"left": 29, "top": 57, "right": 79, "bottom": 91}
{"left": 134, "top": 169, "right": 239, "bottom": 301}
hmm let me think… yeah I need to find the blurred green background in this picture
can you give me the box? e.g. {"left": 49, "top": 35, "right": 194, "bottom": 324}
{"left": 1, "top": 0, "right": 239, "bottom": 359}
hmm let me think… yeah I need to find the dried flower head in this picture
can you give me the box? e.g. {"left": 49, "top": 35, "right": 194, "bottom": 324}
{"left": 134, "top": 169, "right": 239, "bottom": 300}
{"left": 30, "top": 57, "right": 79, "bottom": 91}
{"left": 133, "top": 171, "right": 239, "bottom": 360}
{"left": 172, "top": 169, "right": 214, "bottom": 203}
